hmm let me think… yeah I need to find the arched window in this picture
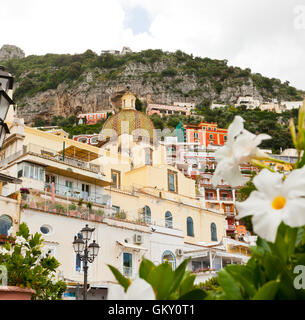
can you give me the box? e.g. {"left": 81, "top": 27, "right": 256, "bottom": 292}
{"left": 187, "top": 217, "right": 194, "bottom": 237}
{"left": 162, "top": 250, "right": 176, "bottom": 269}
{"left": 211, "top": 223, "right": 217, "bottom": 241}
{"left": 165, "top": 211, "right": 173, "bottom": 229}
{"left": 0, "top": 215, "right": 13, "bottom": 236}
{"left": 144, "top": 206, "right": 151, "bottom": 224}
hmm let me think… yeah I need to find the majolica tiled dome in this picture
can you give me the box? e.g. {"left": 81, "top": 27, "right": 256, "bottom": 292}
{"left": 102, "top": 109, "right": 155, "bottom": 139}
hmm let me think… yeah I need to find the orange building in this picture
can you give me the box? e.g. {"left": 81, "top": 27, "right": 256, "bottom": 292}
{"left": 184, "top": 122, "right": 228, "bottom": 147}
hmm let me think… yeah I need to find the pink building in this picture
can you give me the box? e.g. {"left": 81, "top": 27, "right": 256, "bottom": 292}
{"left": 77, "top": 111, "right": 113, "bottom": 125}
{"left": 146, "top": 103, "right": 192, "bottom": 117}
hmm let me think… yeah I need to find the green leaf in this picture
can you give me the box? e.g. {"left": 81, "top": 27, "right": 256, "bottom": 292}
{"left": 217, "top": 270, "right": 243, "bottom": 300}
{"left": 170, "top": 258, "right": 190, "bottom": 294}
{"left": 139, "top": 257, "right": 155, "bottom": 280}
{"left": 107, "top": 265, "right": 130, "bottom": 292}
{"left": 271, "top": 222, "right": 298, "bottom": 262}
{"left": 252, "top": 280, "right": 279, "bottom": 300}
{"left": 147, "top": 262, "right": 175, "bottom": 299}
{"left": 179, "top": 273, "right": 196, "bottom": 296}
{"left": 262, "top": 254, "right": 283, "bottom": 281}
{"left": 224, "top": 264, "right": 256, "bottom": 298}
{"left": 178, "top": 289, "right": 207, "bottom": 300}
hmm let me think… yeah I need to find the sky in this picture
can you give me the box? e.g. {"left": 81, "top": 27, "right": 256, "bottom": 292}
{"left": 1, "top": 0, "right": 305, "bottom": 90}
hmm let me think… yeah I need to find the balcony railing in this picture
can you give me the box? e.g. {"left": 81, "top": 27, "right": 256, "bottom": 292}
{"left": 227, "top": 225, "right": 236, "bottom": 230}
{"left": 44, "top": 183, "right": 111, "bottom": 206}
{"left": 9, "top": 143, "right": 102, "bottom": 173}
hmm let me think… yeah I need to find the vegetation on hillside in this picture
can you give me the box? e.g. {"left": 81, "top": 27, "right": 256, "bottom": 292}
{"left": 196, "top": 104, "right": 298, "bottom": 153}
{"left": 1, "top": 49, "right": 303, "bottom": 104}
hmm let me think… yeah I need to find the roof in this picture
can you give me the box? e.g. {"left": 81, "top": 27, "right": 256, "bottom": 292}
{"left": 58, "top": 145, "right": 99, "bottom": 162}
{"left": 102, "top": 109, "right": 155, "bottom": 140}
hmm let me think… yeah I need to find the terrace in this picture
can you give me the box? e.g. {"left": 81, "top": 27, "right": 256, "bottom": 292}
{"left": 0, "top": 143, "right": 102, "bottom": 174}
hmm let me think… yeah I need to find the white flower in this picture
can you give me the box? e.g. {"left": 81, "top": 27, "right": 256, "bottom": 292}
{"left": 236, "top": 168, "right": 305, "bottom": 242}
{"left": 211, "top": 116, "right": 270, "bottom": 187}
{"left": 7, "top": 227, "right": 13, "bottom": 236}
{"left": 40, "top": 246, "right": 49, "bottom": 256}
{"left": 15, "top": 236, "right": 27, "bottom": 246}
{"left": 0, "top": 247, "right": 9, "bottom": 255}
{"left": 107, "top": 278, "right": 155, "bottom": 300}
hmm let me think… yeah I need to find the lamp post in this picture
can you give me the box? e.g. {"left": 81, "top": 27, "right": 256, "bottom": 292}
{"left": 0, "top": 65, "right": 14, "bottom": 149}
{"left": 73, "top": 224, "right": 100, "bottom": 300}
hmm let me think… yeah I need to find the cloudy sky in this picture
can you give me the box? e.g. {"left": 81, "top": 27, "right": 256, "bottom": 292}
{"left": 1, "top": 0, "right": 305, "bottom": 89}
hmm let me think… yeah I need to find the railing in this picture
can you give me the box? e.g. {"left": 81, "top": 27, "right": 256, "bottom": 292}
{"left": 44, "top": 183, "right": 111, "bottom": 206}
{"left": 227, "top": 225, "right": 236, "bottom": 230}
{"left": 25, "top": 143, "right": 101, "bottom": 173}
{"left": 220, "top": 197, "right": 234, "bottom": 201}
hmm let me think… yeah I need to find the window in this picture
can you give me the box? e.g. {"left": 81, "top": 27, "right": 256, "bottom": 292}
{"left": 40, "top": 225, "right": 52, "bottom": 235}
{"left": 20, "top": 162, "right": 45, "bottom": 181}
{"left": 168, "top": 170, "right": 178, "bottom": 193}
{"left": 211, "top": 223, "right": 217, "bottom": 241}
{"left": 65, "top": 180, "right": 73, "bottom": 195}
{"left": 143, "top": 206, "right": 151, "bottom": 224}
{"left": 209, "top": 134, "right": 213, "bottom": 139}
{"left": 192, "top": 261, "right": 201, "bottom": 272}
{"left": 145, "top": 148, "right": 152, "bottom": 166}
{"left": 224, "top": 135, "right": 227, "bottom": 141}
{"left": 0, "top": 215, "right": 12, "bottom": 236}
{"left": 81, "top": 184, "right": 90, "bottom": 200}
{"left": 162, "top": 250, "right": 176, "bottom": 269}
{"left": 111, "top": 170, "right": 121, "bottom": 189}
{"left": 187, "top": 217, "right": 194, "bottom": 237}
{"left": 123, "top": 252, "right": 132, "bottom": 277}
{"left": 194, "top": 132, "right": 198, "bottom": 138}
{"left": 165, "top": 211, "right": 173, "bottom": 229}
{"left": 202, "top": 126, "right": 206, "bottom": 130}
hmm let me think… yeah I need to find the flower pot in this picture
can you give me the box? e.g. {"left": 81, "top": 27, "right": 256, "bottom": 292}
{"left": 29, "top": 202, "right": 36, "bottom": 209}
{"left": 0, "top": 286, "right": 36, "bottom": 300}
{"left": 89, "top": 214, "right": 95, "bottom": 221}
{"left": 96, "top": 215, "right": 103, "bottom": 222}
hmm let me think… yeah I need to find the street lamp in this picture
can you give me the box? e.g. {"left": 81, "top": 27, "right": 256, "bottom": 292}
{"left": 72, "top": 225, "right": 100, "bottom": 300}
{"left": 0, "top": 65, "right": 14, "bottom": 149}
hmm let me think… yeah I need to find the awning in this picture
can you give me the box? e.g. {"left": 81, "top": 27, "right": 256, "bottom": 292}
{"left": 59, "top": 145, "right": 99, "bottom": 162}
{"left": 116, "top": 240, "right": 148, "bottom": 251}
{"left": 0, "top": 173, "right": 22, "bottom": 184}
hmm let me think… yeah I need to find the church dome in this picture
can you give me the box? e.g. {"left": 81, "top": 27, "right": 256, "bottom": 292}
{"left": 102, "top": 108, "right": 155, "bottom": 140}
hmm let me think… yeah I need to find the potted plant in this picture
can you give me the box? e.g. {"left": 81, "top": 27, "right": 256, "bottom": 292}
{"left": 68, "top": 203, "right": 77, "bottom": 216}
{"left": 95, "top": 209, "right": 104, "bottom": 222}
{"left": 77, "top": 198, "right": 83, "bottom": 208}
{"left": 87, "top": 201, "right": 93, "bottom": 213}
{"left": 20, "top": 188, "right": 30, "bottom": 200}
{"left": 54, "top": 203, "right": 65, "bottom": 214}
{"left": 0, "top": 223, "right": 66, "bottom": 300}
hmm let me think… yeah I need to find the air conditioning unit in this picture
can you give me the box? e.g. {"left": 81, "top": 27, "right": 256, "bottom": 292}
{"left": 176, "top": 249, "right": 184, "bottom": 256}
{"left": 134, "top": 234, "right": 143, "bottom": 244}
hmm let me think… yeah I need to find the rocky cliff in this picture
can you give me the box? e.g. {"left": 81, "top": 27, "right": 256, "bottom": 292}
{"left": 0, "top": 49, "right": 303, "bottom": 125}
{"left": 0, "top": 45, "right": 25, "bottom": 61}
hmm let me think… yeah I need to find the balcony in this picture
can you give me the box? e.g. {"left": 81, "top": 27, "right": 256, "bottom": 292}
{"left": 44, "top": 183, "right": 111, "bottom": 206}
{"left": 225, "top": 210, "right": 235, "bottom": 217}
{"left": 220, "top": 197, "right": 234, "bottom": 202}
{"left": 1, "top": 144, "right": 101, "bottom": 174}
{"left": 227, "top": 225, "right": 236, "bottom": 231}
